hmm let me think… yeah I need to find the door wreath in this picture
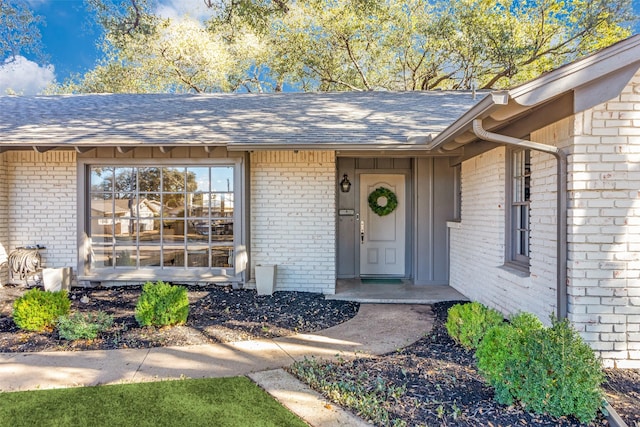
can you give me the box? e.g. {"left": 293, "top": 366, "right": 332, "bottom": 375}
{"left": 368, "top": 187, "right": 398, "bottom": 216}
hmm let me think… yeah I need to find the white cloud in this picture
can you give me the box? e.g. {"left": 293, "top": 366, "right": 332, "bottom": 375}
{"left": 0, "top": 56, "right": 56, "bottom": 95}
{"left": 156, "top": 0, "right": 212, "bottom": 22}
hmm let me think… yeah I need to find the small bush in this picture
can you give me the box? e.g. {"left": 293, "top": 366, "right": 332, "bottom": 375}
{"left": 134, "top": 281, "right": 189, "bottom": 327}
{"left": 476, "top": 312, "right": 544, "bottom": 404}
{"left": 504, "top": 318, "right": 605, "bottom": 423}
{"left": 57, "top": 311, "right": 114, "bottom": 340}
{"left": 12, "top": 289, "right": 71, "bottom": 332}
{"left": 445, "top": 302, "right": 504, "bottom": 350}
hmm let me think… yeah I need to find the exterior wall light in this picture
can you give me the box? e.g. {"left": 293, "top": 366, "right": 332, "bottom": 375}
{"left": 340, "top": 174, "right": 351, "bottom": 193}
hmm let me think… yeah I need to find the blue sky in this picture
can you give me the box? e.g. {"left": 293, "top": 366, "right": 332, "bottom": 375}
{"left": 1, "top": 0, "right": 640, "bottom": 95}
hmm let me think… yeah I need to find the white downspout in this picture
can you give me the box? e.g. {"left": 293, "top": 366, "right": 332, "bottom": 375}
{"left": 472, "top": 119, "right": 568, "bottom": 319}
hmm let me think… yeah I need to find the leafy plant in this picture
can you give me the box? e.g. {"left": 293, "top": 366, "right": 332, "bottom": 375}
{"left": 12, "top": 289, "right": 71, "bottom": 332}
{"left": 445, "top": 302, "right": 504, "bottom": 350}
{"left": 134, "top": 281, "right": 189, "bottom": 327}
{"left": 503, "top": 317, "right": 605, "bottom": 423}
{"left": 289, "top": 357, "right": 406, "bottom": 426}
{"left": 57, "top": 311, "right": 114, "bottom": 340}
{"left": 476, "top": 312, "right": 544, "bottom": 404}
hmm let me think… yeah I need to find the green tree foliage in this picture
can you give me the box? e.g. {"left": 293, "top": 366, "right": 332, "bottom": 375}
{"left": 54, "top": 0, "right": 635, "bottom": 93}
{"left": 0, "top": 0, "right": 44, "bottom": 63}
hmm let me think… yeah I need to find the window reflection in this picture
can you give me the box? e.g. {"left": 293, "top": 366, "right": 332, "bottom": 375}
{"left": 89, "top": 165, "right": 234, "bottom": 270}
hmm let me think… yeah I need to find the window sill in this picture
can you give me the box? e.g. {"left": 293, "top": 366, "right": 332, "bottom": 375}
{"left": 446, "top": 220, "right": 462, "bottom": 229}
{"left": 500, "top": 262, "right": 530, "bottom": 278}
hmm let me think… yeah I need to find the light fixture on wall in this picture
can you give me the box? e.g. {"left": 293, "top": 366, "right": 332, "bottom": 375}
{"left": 339, "top": 174, "right": 351, "bottom": 193}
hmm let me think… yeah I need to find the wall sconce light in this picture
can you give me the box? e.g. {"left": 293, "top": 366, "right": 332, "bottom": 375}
{"left": 339, "top": 174, "right": 351, "bottom": 193}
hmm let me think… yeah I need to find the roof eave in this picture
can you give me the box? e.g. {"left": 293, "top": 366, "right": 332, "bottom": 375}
{"left": 428, "top": 35, "right": 640, "bottom": 152}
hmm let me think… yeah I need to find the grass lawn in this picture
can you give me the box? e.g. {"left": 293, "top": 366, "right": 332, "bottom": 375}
{"left": 0, "top": 377, "right": 308, "bottom": 427}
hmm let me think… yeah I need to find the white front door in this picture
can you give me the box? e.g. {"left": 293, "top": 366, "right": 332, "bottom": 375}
{"left": 359, "top": 174, "right": 405, "bottom": 276}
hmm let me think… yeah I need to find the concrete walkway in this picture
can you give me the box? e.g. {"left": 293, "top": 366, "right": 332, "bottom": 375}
{"left": 0, "top": 304, "right": 435, "bottom": 426}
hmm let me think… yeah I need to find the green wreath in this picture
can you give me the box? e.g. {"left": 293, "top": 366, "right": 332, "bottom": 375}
{"left": 368, "top": 187, "right": 398, "bottom": 216}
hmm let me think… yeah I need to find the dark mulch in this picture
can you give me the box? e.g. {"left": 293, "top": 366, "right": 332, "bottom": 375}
{"left": 0, "top": 284, "right": 359, "bottom": 352}
{"left": 289, "top": 301, "right": 640, "bottom": 427}
{"left": 0, "top": 286, "right": 638, "bottom": 426}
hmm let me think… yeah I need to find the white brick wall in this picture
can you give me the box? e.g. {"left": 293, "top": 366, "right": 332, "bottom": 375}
{"left": 567, "top": 71, "right": 640, "bottom": 368}
{"left": 449, "top": 146, "right": 557, "bottom": 322}
{"left": 0, "top": 152, "right": 8, "bottom": 285}
{"left": 5, "top": 151, "right": 77, "bottom": 276}
{"left": 451, "top": 70, "right": 640, "bottom": 368}
{"left": 250, "top": 151, "right": 336, "bottom": 294}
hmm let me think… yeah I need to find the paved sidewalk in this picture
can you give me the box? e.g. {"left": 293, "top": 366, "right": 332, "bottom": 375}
{"left": 0, "top": 304, "right": 434, "bottom": 426}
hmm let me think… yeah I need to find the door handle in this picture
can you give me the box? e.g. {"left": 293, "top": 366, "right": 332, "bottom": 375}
{"left": 360, "top": 220, "right": 365, "bottom": 244}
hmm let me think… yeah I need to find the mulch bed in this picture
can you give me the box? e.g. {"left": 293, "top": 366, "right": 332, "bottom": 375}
{"left": 0, "top": 285, "right": 638, "bottom": 426}
{"left": 0, "top": 284, "right": 359, "bottom": 352}
{"left": 289, "top": 301, "right": 640, "bottom": 427}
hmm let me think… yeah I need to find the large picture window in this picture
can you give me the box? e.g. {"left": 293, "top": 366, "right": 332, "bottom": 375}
{"left": 89, "top": 165, "right": 235, "bottom": 270}
{"left": 508, "top": 149, "right": 530, "bottom": 269}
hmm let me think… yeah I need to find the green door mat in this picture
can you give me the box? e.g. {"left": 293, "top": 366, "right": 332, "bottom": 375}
{"left": 360, "top": 278, "right": 403, "bottom": 284}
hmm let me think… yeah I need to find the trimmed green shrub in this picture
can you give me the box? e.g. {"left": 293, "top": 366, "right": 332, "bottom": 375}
{"left": 445, "top": 302, "right": 504, "bottom": 350}
{"left": 501, "top": 317, "right": 605, "bottom": 423}
{"left": 57, "top": 311, "right": 114, "bottom": 340}
{"left": 134, "top": 281, "right": 189, "bottom": 327}
{"left": 12, "top": 289, "right": 71, "bottom": 332}
{"left": 476, "top": 312, "right": 544, "bottom": 404}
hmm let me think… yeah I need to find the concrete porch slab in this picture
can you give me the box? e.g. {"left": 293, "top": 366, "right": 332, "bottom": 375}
{"left": 329, "top": 280, "right": 468, "bottom": 304}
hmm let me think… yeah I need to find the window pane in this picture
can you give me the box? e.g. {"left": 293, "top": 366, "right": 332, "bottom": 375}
{"left": 211, "top": 193, "right": 234, "bottom": 217}
{"left": 114, "top": 247, "right": 137, "bottom": 267}
{"left": 90, "top": 167, "right": 114, "bottom": 193}
{"left": 92, "top": 246, "right": 113, "bottom": 267}
{"left": 162, "top": 167, "right": 186, "bottom": 192}
{"left": 212, "top": 220, "right": 234, "bottom": 241}
{"left": 187, "top": 245, "right": 209, "bottom": 267}
{"left": 211, "top": 246, "right": 233, "bottom": 268}
{"left": 113, "top": 167, "right": 137, "bottom": 195}
{"left": 212, "top": 167, "right": 234, "bottom": 192}
{"left": 139, "top": 245, "right": 161, "bottom": 267}
{"left": 188, "top": 167, "right": 210, "bottom": 192}
{"left": 163, "top": 246, "right": 184, "bottom": 267}
{"left": 163, "top": 220, "right": 184, "bottom": 242}
{"left": 163, "top": 194, "right": 185, "bottom": 217}
{"left": 138, "top": 167, "right": 161, "bottom": 192}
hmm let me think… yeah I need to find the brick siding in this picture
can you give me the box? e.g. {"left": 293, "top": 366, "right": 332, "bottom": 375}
{"left": 451, "top": 71, "right": 640, "bottom": 368}
{"left": 0, "top": 152, "right": 7, "bottom": 285}
{"left": 250, "top": 151, "right": 336, "bottom": 294}
{"left": 449, "top": 146, "right": 557, "bottom": 321}
{"left": 567, "top": 71, "right": 640, "bottom": 368}
{"left": 4, "top": 151, "right": 77, "bottom": 279}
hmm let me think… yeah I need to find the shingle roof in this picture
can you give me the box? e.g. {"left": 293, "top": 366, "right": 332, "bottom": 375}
{"left": 0, "top": 91, "right": 480, "bottom": 151}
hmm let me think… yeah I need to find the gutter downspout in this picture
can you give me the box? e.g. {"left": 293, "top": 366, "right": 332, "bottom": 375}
{"left": 472, "top": 119, "right": 568, "bottom": 320}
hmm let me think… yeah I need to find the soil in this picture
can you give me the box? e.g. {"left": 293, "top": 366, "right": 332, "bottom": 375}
{"left": 0, "top": 286, "right": 638, "bottom": 426}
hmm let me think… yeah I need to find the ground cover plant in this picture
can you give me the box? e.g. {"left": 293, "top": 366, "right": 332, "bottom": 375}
{"left": 289, "top": 301, "right": 639, "bottom": 426}
{"left": 56, "top": 311, "right": 114, "bottom": 340}
{"left": 0, "top": 377, "right": 308, "bottom": 427}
